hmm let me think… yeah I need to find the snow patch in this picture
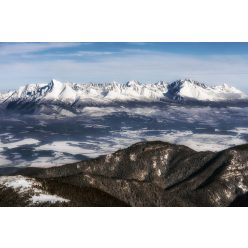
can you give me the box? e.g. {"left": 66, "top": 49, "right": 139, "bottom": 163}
{"left": 31, "top": 194, "right": 69, "bottom": 204}
{"left": 4, "top": 177, "right": 33, "bottom": 191}
{"left": 130, "top": 153, "right": 136, "bottom": 161}
{"left": 0, "top": 175, "right": 70, "bottom": 205}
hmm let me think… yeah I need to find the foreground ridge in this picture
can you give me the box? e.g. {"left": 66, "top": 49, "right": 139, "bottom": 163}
{"left": 1, "top": 141, "right": 248, "bottom": 206}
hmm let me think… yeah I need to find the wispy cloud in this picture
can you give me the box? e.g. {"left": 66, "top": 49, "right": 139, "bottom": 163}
{"left": 1, "top": 51, "right": 248, "bottom": 91}
{"left": 0, "top": 42, "right": 81, "bottom": 56}
{"left": 1, "top": 43, "right": 248, "bottom": 92}
{"left": 74, "top": 51, "right": 117, "bottom": 56}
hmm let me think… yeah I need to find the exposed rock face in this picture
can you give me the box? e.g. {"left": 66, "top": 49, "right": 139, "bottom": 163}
{"left": 1, "top": 141, "right": 248, "bottom": 206}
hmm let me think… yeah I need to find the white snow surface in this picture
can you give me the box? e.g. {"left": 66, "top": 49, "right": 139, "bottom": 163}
{"left": 0, "top": 175, "right": 70, "bottom": 205}
{"left": 4, "top": 177, "right": 33, "bottom": 190}
{"left": 0, "top": 79, "right": 246, "bottom": 103}
{"left": 31, "top": 194, "right": 69, "bottom": 204}
{"left": 169, "top": 79, "right": 247, "bottom": 101}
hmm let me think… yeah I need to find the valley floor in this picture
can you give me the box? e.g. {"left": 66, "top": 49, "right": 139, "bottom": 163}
{"left": 1, "top": 102, "right": 248, "bottom": 168}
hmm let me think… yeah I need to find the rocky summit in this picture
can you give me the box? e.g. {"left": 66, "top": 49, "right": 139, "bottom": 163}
{"left": 0, "top": 141, "right": 248, "bottom": 206}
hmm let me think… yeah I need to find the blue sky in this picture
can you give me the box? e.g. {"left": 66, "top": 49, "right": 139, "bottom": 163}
{"left": 1, "top": 42, "right": 248, "bottom": 91}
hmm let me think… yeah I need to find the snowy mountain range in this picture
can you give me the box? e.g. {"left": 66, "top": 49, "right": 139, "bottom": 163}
{"left": 0, "top": 79, "right": 247, "bottom": 106}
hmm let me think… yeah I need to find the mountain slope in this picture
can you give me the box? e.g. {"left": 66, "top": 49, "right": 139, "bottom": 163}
{"left": 1, "top": 141, "right": 248, "bottom": 206}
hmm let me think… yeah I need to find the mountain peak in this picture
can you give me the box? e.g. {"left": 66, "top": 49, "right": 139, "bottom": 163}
{"left": 126, "top": 80, "right": 141, "bottom": 87}
{"left": 175, "top": 79, "right": 208, "bottom": 88}
{"left": 50, "top": 79, "right": 64, "bottom": 88}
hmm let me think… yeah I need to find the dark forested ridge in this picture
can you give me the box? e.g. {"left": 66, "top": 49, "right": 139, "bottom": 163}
{"left": 1, "top": 141, "right": 248, "bottom": 206}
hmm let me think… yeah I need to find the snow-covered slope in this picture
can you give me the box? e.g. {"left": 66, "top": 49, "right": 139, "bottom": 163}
{"left": 0, "top": 79, "right": 168, "bottom": 104}
{"left": 166, "top": 79, "right": 247, "bottom": 101}
{"left": 0, "top": 79, "right": 247, "bottom": 105}
{"left": 0, "top": 82, "right": 52, "bottom": 103}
